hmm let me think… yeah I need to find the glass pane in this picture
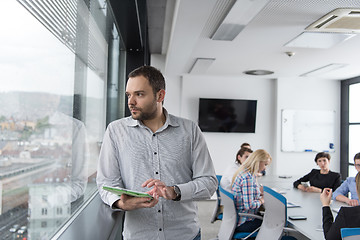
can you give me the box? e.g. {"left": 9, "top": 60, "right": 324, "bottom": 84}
{"left": 0, "top": 0, "right": 110, "bottom": 239}
{"left": 349, "top": 82, "right": 360, "bottom": 123}
{"left": 349, "top": 125, "right": 360, "bottom": 170}
{"left": 348, "top": 165, "right": 358, "bottom": 178}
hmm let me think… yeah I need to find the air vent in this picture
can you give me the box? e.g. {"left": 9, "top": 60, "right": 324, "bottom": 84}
{"left": 306, "top": 8, "right": 360, "bottom": 33}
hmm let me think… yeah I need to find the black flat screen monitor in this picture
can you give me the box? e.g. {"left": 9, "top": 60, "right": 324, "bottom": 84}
{"left": 198, "top": 98, "right": 257, "bottom": 133}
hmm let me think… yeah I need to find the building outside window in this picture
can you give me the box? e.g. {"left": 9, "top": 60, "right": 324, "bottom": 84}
{"left": 0, "top": 0, "right": 123, "bottom": 239}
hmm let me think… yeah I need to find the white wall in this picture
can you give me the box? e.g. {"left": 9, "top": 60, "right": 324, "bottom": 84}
{"left": 152, "top": 56, "right": 341, "bottom": 178}
{"left": 152, "top": 54, "right": 182, "bottom": 116}
{"left": 179, "top": 75, "right": 277, "bottom": 176}
{"left": 275, "top": 77, "right": 341, "bottom": 176}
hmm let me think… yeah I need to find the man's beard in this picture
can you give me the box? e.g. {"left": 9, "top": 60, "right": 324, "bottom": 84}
{"left": 129, "top": 99, "right": 158, "bottom": 121}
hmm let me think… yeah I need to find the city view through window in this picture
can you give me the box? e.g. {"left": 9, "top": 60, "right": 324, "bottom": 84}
{"left": 0, "top": 0, "right": 109, "bottom": 239}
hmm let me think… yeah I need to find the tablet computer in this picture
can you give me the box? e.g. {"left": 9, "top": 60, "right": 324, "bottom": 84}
{"left": 103, "top": 186, "right": 153, "bottom": 198}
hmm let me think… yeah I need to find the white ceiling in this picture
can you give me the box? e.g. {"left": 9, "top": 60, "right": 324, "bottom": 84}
{"left": 148, "top": 0, "right": 360, "bottom": 81}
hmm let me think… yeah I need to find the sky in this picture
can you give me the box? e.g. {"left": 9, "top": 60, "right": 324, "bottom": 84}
{"left": 0, "top": 0, "right": 105, "bottom": 99}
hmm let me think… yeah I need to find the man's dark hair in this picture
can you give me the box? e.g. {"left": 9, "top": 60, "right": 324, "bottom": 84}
{"left": 354, "top": 152, "right": 360, "bottom": 162}
{"left": 128, "top": 66, "right": 166, "bottom": 96}
{"left": 314, "top": 152, "right": 331, "bottom": 163}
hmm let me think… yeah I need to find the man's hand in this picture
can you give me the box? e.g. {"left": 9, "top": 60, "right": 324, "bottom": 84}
{"left": 320, "top": 188, "right": 332, "bottom": 206}
{"left": 113, "top": 193, "right": 158, "bottom": 211}
{"left": 142, "top": 179, "right": 177, "bottom": 200}
{"left": 259, "top": 184, "right": 264, "bottom": 196}
{"left": 346, "top": 199, "right": 359, "bottom": 206}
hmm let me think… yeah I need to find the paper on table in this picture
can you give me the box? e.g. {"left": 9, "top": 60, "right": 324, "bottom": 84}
{"left": 287, "top": 201, "right": 301, "bottom": 208}
{"left": 278, "top": 175, "right": 292, "bottom": 179}
{"left": 103, "top": 186, "right": 153, "bottom": 198}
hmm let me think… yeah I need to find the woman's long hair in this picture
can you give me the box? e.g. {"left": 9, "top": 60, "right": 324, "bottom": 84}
{"left": 231, "top": 149, "right": 272, "bottom": 185}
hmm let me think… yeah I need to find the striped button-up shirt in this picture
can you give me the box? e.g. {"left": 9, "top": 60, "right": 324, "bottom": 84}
{"left": 232, "top": 171, "right": 262, "bottom": 226}
{"left": 96, "top": 109, "right": 217, "bottom": 240}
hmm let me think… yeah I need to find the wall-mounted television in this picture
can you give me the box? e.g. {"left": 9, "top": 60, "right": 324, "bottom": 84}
{"left": 198, "top": 98, "right": 257, "bottom": 133}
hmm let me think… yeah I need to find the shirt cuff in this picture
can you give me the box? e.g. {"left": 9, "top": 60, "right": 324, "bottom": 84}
{"left": 331, "top": 190, "right": 341, "bottom": 200}
{"left": 177, "top": 183, "right": 191, "bottom": 201}
{"left": 108, "top": 195, "right": 123, "bottom": 211}
{"left": 322, "top": 206, "right": 331, "bottom": 215}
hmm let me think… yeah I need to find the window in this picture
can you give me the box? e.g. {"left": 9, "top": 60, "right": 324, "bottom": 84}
{"left": 0, "top": 0, "right": 124, "bottom": 239}
{"left": 56, "top": 207, "right": 63, "bottom": 215}
{"left": 41, "top": 208, "right": 48, "bottom": 216}
{"left": 348, "top": 83, "right": 360, "bottom": 175}
{"left": 341, "top": 78, "right": 360, "bottom": 178}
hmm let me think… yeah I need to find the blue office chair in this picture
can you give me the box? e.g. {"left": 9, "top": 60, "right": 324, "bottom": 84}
{"left": 217, "top": 185, "right": 261, "bottom": 240}
{"left": 211, "top": 175, "right": 223, "bottom": 223}
{"left": 256, "top": 186, "right": 286, "bottom": 239}
{"left": 341, "top": 228, "right": 360, "bottom": 240}
{"left": 256, "top": 186, "right": 297, "bottom": 240}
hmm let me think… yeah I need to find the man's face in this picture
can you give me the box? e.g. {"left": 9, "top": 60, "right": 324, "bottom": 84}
{"left": 355, "top": 159, "right": 360, "bottom": 172}
{"left": 125, "top": 75, "right": 158, "bottom": 121}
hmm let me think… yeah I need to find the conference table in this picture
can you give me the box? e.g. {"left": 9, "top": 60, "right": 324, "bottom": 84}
{"left": 258, "top": 175, "right": 346, "bottom": 240}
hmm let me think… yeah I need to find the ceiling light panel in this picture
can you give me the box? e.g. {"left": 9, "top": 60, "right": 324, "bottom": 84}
{"left": 189, "top": 58, "right": 215, "bottom": 74}
{"left": 212, "top": 0, "right": 270, "bottom": 41}
{"left": 284, "top": 32, "right": 355, "bottom": 49}
{"left": 300, "top": 63, "right": 348, "bottom": 77}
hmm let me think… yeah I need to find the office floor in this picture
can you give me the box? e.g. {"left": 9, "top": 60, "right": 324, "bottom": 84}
{"left": 197, "top": 200, "right": 221, "bottom": 240}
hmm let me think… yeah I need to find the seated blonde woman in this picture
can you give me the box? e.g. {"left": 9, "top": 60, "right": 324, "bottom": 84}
{"left": 231, "top": 149, "right": 272, "bottom": 233}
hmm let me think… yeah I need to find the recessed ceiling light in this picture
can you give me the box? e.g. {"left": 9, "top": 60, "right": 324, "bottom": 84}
{"left": 243, "top": 70, "right": 274, "bottom": 75}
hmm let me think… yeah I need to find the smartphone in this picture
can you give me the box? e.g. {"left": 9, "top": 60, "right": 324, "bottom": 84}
{"left": 289, "top": 215, "right": 307, "bottom": 220}
{"left": 301, "top": 182, "right": 310, "bottom": 187}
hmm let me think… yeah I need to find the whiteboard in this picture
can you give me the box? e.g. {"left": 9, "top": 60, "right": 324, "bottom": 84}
{"left": 281, "top": 109, "right": 335, "bottom": 152}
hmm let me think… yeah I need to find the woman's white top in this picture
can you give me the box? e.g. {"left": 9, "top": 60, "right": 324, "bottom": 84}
{"left": 220, "top": 161, "right": 241, "bottom": 191}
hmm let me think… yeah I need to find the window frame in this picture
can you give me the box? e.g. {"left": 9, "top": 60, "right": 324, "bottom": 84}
{"left": 340, "top": 76, "right": 360, "bottom": 178}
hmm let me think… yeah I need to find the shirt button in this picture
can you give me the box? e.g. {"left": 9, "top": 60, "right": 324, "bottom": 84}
{"left": 159, "top": 228, "right": 162, "bottom": 231}
{"left": 154, "top": 152, "right": 157, "bottom": 155}
{"left": 153, "top": 134, "right": 156, "bottom": 137}
{"left": 155, "top": 172, "right": 159, "bottom": 174}
{"left": 158, "top": 210, "right": 161, "bottom": 213}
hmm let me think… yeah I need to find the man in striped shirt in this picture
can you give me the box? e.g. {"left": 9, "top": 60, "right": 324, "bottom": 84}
{"left": 97, "top": 65, "right": 217, "bottom": 240}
